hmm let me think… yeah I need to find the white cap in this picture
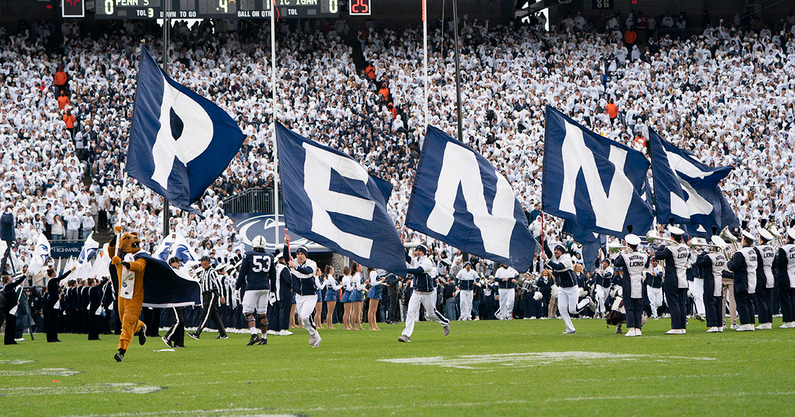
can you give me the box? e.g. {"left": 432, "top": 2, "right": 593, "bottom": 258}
{"left": 668, "top": 226, "right": 685, "bottom": 236}
{"left": 690, "top": 237, "right": 707, "bottom": 246}
{"left": 741, "top": 230, "right": 756, "bottom": 242}
{"left": 757, "top": 228, "right": 774, "bottom": 242}
{"left": 710, "top": 235, "right": 727, "bottom": 248}
{"left": 625, "top": 234, "right": 641, "bottom": 246}
{"left": 788, "top": 228, "right": 795, "bottom": 241}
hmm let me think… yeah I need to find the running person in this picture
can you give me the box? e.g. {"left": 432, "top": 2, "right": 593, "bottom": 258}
{"left": 237, "top": 236, "right": 276, "bottom": 346}
{"left": 398, "top": 244, "right": 450, "bottom": 342}
{"left": 283, "top": 233, "right": 321, "bottom": 347}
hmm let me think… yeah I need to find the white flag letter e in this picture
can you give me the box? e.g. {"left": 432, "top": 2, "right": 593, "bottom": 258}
{"left": 303, "top": 145, "right": 375, "bottom": 259}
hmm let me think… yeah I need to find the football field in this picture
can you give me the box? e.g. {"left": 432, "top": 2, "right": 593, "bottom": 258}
{"left": 1, "top": 318, "right": 793, "bottom": 416}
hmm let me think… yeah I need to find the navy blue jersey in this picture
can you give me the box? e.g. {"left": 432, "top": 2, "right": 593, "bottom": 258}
{"left": 236, "top": 250, "right": 276, "bottom": 291}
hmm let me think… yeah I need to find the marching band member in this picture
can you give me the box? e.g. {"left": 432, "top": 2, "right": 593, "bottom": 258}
{"left": 728, "top": 231, "right": 758, "bottom": 332}
{"left": 654, "top": 226, "right": 691, "bottom": 335}
{"left": 494, "top": 263, "right": 519, "bottom": 320}
{"left": 612, "top": 234, "right": 649, "bottom": 336}
{"left": 646, "top": 259, "right": 664, "bottom": 319}
{"left": 696, "top": 236, "right": 728, "bottom": 333}
{"left": 774, "top": 228, "right": 795, "bottom": 329}
{"left": 754, "top": 229, "right": 777, "bottom": 330}
{"left": 456, "top": 262, "right": 478, "bottom": 321}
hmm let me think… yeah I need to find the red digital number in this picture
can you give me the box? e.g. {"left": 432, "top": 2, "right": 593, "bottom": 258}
{"left": 350, "top": 0, "right": 370, "bottom": 15}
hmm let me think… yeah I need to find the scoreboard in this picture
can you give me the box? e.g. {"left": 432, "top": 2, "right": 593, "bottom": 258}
{"left": 95, "top": 0, "right": 339, "bottom": 19}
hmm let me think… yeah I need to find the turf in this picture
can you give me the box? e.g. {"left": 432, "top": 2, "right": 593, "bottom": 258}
{"left": 1, "top": 318, "right": 793, "bottom": 416}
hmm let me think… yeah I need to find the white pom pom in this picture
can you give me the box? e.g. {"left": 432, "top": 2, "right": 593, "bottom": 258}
{"left": 533, "top": 291, "right": 543, "bottom": 301}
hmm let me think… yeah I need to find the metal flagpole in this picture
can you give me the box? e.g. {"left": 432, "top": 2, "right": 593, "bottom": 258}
{"left": 422, "top": 0, "right": 428, "bottom": 133}
{"left": 271, "top": 0, "right": 280, "bottom": 249}
{"left": 161, "top": 2, "right": 171, "bottom": 237}
{"left": 451, "top": 0, "right": 463, "bottom": 142}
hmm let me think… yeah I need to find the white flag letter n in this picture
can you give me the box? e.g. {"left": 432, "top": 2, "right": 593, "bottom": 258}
{"left": 559, "top": 121, "right": 633, "bottom": 232}
{"left": 303, "top": 145, "right": 375, "bottom": 259}
{"left": 426, "top": 143, "right": 516, "bottom": 258}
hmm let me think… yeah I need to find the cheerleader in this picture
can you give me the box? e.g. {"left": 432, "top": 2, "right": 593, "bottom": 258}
{"left": 340, "top": 266, "right": 353, "bottom": 330}
{"left": 351, "top": 263, "right": 365, "bottom": 330}
{"left": 367, "top": 268, "right": 384, "bottom": 330}
{"left": 323, "top": 265, "right": 341, "bottom": 329}
{"left": 314, "top": 268, "right": 324, "bottom": 329}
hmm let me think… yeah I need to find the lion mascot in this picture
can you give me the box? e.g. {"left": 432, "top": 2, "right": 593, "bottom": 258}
{"left": 109, "top": 228, "right": 148, "bottom": 362}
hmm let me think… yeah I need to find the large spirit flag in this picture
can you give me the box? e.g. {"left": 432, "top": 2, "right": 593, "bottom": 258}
{"left": 29, "top": 234, "right": 52, "bottom": 275}
{"left": 648, "top": 128, "right": 739, "bottom": 235}
{"left": 127, "top": 47, "right": 245, "bottom": 215}
{"left": 543, "top": 106, "right": 654, "bottom": 237}
{"left": 406, "top": 126, "right": 536, "bottom": 272}
{"left": 73, "top": 232, "right": 100, "bottom": 279}
{"left": 275, "top": 122, "right": 406, "bottom": 277}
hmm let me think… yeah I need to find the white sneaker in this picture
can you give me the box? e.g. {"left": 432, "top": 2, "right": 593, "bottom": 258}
{"left": 278, "top": 330, "right": 294, "bottom": 336}
{"left": 706, "top": 327, "right": 721, "bottom": 333}
{"left": 624, "top": 328, "right": 636, "bottom": 337}
{"left": 730, "top": 323, "right": 739, "bottom": 330}
{"left": 780, "top": 322, "right": 794, "bottom": 329}
{"left": 694, "top": 314, "right": 705, "bottom": 322}
{"left": 308, "top": 334, "right": 317, "bottom": 345}
{"left": 266, "top": 330, "right": 277, "bottom": 335}
{"left": 736, "top": 324, "right": 754, "bottom": 332}
{"left": 665, "top": 329, "right": 679, "bottom": 335}
{"left": 635, "top": 329, "right": 642, "bottom": 336}
{"left": 756, "top": 323, "right": 772, "bottom": 330}
{"left": 563, "top": 329, "right": 576, "bottom": 334}
{"left": 311, "top": 334, "right": 321, "bottom": 348}
{"left": 680, "top": 329, "right": 686, "bottom": 334}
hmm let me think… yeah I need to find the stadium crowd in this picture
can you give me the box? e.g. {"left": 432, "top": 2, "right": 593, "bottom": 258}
{"left": 2, "top": 8, "right": 795, "bottom": 340}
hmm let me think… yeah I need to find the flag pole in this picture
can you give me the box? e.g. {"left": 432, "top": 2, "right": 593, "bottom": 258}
{"left": 271, "top": 0, "right": 280, "bottom": 250}
{"left": 422, "top": 0, "right": 428, "bottom": 134}
{"left": 161, "top": 2, "right": 171, "bottom": 238}
{"left": 451, "top": 0, "right": 463, "bottom": 143}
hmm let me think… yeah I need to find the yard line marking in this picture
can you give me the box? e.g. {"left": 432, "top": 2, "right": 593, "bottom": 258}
{"left": 0, "top": 359, "right": 35, "bottom": 365}
{"left": 0, "top": 368, "right": 80, "bottom": 377}
{"left": 379, "top": 351, "right": 716, "bottom": 370}
{"left": 0, "top": 383, "right": 162, "bottom": 396}
{"left": 73, "top": 408, "right": 296, "bottom": 417}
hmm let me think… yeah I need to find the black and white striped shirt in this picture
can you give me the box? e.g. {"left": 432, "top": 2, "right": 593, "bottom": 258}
{"left": 198, "top": 267, "right": 221, "bottom": 294}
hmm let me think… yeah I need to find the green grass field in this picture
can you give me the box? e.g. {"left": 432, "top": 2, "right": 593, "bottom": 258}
{"left": 1, "top": 318, "right": 793, "bottom": 416}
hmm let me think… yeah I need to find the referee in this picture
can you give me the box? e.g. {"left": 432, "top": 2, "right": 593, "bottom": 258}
{"left": 188, "top": 256, "right": 228, "bottom": 340}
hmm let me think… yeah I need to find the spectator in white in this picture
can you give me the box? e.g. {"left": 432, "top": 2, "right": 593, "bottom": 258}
{"left": 64, "top": 209, "right": 80, "bottom": 241}
{"left": 81, "top": 209, "right": 95, "bottom": 240}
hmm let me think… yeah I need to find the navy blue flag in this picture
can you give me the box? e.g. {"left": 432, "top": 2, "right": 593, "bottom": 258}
{"left": 108, "top": 253, "right": 201, "bottom": 308}
{"left": 648, "top": 128, "right": 739, "bottom": 236}
{"left": 543, "top": 106, "right": 654, "bottom": 237}
{"left": 405, "top": 126, "right": 536, "bottom": 272}
{"left": 562, "top": 220, "right": 602, "bottom": 274}
{"left": 275, "top": 122, "right": 406, "bottom": 276}
{"left": 127, "top": 47, "right": 245, "bottom": 215}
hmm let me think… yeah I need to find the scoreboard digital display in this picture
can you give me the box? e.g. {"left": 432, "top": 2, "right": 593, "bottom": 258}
{"left": 95, "top": 0, "right": 339, "bottom": 19}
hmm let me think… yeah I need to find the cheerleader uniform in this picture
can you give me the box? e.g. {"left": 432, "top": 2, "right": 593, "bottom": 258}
{"left": 350, "top": 272, "right": 364, "bottom": 302}
{"left": 367, "top": 270, "right": 383, "bottom": 300}
{"left": 340, "top": 274, "right": 353, "bottom": 303}
{"left": 324, "top": 275, "right": 342, "bottom": 302}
